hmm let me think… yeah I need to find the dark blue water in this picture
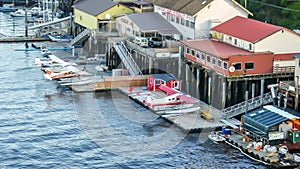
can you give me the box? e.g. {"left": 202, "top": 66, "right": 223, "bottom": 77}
{"left": 0, "top": 13, "right": 266, "bottom": 168}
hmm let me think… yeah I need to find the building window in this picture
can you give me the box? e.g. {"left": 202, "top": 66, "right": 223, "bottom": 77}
{"left": 181, "top": 18, "right": 185, "bottom": 25}
{"left": 162, "top": 12, "right": 166, "bottom": 16}
{"left": 201, "top": 53, "right": 205, "bottom": 60}
{"left": 190, "top": 22, "right": 195, "bottom": 29}
{"left": 212, "top": 57, "right": 216, "bottom": 65}
{"left": 196, "top": 51, "right": 200, "bottom": 59}
{"left": 80, "top": 15, "right": 82, "bottom": 21}
{"left": 249, "top": 44, "right": 252, "bottom": 51}
{"left": 186, "top": 20, "right": 190, "bottom": 27}
{"left": 234, "top": 39, "right": 237, "bottom": 45}
{"left": 223, "top": 62, "right": 228, "bottom": 70}
{"left": 150, "top": 78, "right": 153, "bottom": 84}
{"left": 206, "top": 55, "right": 211, "bottom": 63}
{"left": 171, "top": 15, "right": 175, "bottom": 22}
{"left": 127, "top": 28, "right": 131, "bottom": 32}
{"left": 245, "top": 62, "right": 254, "bottom": 70}
{"left": 155, "top": 80, "right": 160, "bottom": 85}
{"left": 176, "top": 17, "right": 180, "bottom": 24}
{"left": 217, "top": 59, "right": 222, "bottom": 67}
{"left": 191, "top": 49, "right": 195, "bottom": 56}
{"left": 186, "top": 47, "right": 190, "bottom": 54}
{"left": 232, "top": 63, "right": 242, "bottom": 70}
{"left": 167, "top": 14, "right": 171, "bottom": 21}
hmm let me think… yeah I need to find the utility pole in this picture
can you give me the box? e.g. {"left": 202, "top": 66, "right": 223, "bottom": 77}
{"left": 245, "top": 0, "right": 247, "bottom": 8}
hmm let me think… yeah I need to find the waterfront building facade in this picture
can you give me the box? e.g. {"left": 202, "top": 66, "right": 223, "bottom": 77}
{"left": 72, "top": 0, "right": 133, "bottom": 31}
{"left": 211, "top": 16, "right": 300, "bottom": 54}
{"left": 145, "top": 0, "right": 252, "bottom": 40}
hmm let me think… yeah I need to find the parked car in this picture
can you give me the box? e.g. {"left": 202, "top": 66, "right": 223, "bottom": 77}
{"left": 148, "top": 37, "right": 163, "bottom": 48}
{"left": 134, "top": 36, "right": 148, "bottom": 47}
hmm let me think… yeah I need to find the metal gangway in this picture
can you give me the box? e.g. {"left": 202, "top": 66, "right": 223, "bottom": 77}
{"left": 222, "top": 92, "right": 273, "bottom": 119}
{"left": 70, "top": 28, "right": 91, "bottom": 46}
{"left": 28, "top": 16, "right": 72, "bottom": 30}
{"left": 113, "top": 41, "right": 143, "bottom": 76}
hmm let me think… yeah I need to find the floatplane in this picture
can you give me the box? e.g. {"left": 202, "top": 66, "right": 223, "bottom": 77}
{"left": 144, "top": 85, "right": 199, "bottom": 108}
{"left": 35, "top": 49, "right": 92, "bottom": 80}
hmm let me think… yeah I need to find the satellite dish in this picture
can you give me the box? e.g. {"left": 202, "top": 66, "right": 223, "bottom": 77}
{"left": 229, "top": 66, "right": 235, "bottom": 73}
{"left": 105, "top": 13, "right": 111, "bottom": 20}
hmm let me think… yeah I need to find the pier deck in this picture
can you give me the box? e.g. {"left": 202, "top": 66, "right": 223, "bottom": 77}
{"left": 119, "top": 86, "right": 224, "bottom": 131}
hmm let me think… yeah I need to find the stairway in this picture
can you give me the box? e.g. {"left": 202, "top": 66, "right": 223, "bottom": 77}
{"left": 113, "top": 41, "right": 142, "bottom": 76}
{"left": 71, "top": 29, "right": 90, "bottom": 46}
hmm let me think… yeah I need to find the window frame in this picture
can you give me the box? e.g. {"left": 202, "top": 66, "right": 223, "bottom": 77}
{"left": 217, "top": 59, "right": 222, "bottom": 67}
{"left": 186, "top": 47, "right": 190, "bottom": 54}
{"left": 245, "top": 62, "right": 254, "bottom": 70}
{"left": 232, "top": 62, "right": 242, "bottom": 70}
{"left": 206, "top": 55, "right": 211, "bottom": 63}
{"left": 223, "top": 61, "right": 228, "bottom": 70}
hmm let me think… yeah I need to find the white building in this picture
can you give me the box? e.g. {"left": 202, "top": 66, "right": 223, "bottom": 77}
{"left": 146, "top": 0, "right": 252, "bottom": 40}
{"left": 115, "top": 12, "right": 181, "bottom": 39}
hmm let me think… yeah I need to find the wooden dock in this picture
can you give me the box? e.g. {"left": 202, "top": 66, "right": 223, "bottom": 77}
{"left": 0, "top": 37, "right": 50, "bottom": 43}
{"left": 70, "top": 75, "right": 148, "bottom": 92}
{"left": 118, "top": 86, "right": 224, "bottom": 132}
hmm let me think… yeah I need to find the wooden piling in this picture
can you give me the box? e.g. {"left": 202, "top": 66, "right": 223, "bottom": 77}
{"left": 222, "top": 82, "right": 226, "bottom": 109}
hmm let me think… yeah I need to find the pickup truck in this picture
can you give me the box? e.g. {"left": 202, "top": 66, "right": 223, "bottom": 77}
{"left": 148, "top": 37, "right": 163, "bottom": 48}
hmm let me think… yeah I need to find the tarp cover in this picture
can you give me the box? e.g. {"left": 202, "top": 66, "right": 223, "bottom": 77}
{"left": 242, "top": 105, "right": 299, "bottom": 139}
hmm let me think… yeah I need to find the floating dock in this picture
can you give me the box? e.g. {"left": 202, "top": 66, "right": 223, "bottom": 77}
{"left": 0, "top": 37, "right": 50, "bottom": 43}
{"left": 118, "top": 86, "right": 224, "bottom": 132}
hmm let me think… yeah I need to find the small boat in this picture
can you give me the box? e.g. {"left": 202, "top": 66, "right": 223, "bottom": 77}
{"left": 0, "top": 4, "right": 17, "bottom": 12}
{"left": 48, "top": 35, "right": 73, "bottom": 42}
{"left": 10, "top": 9, "right": 31, "bottom": 17}
{"left": 208, "top": 132, "right": 226, "bottom": 143}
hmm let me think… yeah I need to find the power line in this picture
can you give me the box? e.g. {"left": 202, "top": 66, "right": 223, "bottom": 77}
{"left": 248, "top": 0, "right": 300, "bottom": 12}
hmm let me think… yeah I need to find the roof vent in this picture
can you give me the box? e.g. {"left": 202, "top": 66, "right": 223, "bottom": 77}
{"left": 202, "top": 1, "right": 207, "bottom": 5}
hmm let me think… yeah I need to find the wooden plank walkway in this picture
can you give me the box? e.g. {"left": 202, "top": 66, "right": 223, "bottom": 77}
{"left": 0, "top": 37, "right": 50, "bottom": 43}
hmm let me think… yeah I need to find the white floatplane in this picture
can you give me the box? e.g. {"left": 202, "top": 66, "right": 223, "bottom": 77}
{"left": 144, "top": 85, "right": 198, "bottom": 108}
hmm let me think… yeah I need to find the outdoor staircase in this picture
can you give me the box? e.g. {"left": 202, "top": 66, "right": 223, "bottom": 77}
{"left": 222, "top": 92, "right": 273, "bottom": 119}
{"left": 113, "top": 41, "right": 142, "bottom": 76}
{"left": 71, "top": 29, "right": 91, "bottom": 46}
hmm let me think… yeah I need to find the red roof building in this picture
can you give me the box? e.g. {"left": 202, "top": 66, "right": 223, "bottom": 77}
{"left": 182, "top": 39, "right": 274, "bottom": 76}
{"left": 210, "top": 16, "right": 300, "bottom": 55}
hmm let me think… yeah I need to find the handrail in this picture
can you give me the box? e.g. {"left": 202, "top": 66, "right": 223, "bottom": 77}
{"left": 113, "top": 41, "right": 142, "bottom": 76}
{"left": 71, "top": 29, "right": 90, "bottom": 46}
{"left": 222, "top": 92, "right": 273, "bottom": 119}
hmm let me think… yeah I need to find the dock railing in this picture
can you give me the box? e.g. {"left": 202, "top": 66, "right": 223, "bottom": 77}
{"left": 71, "top": 29, "right": 90, "bottom": 46}
{"left": 222, "top": 92, "right": 273, "bottom": 119}
{"left": 113, "top": 41, "right": 142, "bottom": 76}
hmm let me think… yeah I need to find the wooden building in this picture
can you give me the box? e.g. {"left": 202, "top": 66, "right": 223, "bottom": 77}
{"left": 211, "top": 16, "right": 300, "bottom": 55}
{"left": 72, "top": 0, "right": 133, "bottom": 31}
{"left": 147, "top": 74, "right": 181, "bottom": 91}
{"left": 181, "top": 39, "right": 274, "bottom": 76}
{"left": 145, "top": 0, "right": 252, "bottom": 40}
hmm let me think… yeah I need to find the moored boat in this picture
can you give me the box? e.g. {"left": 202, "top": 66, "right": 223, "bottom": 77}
{"left": 208, "top": 131, "right": 226, "bottom": 143}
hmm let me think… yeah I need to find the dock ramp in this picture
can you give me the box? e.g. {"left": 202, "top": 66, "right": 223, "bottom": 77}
{"left": 222, "top": 92, "right": 273, "bottom": 119}
{"left": 71, "top": 29, "right": 91, "bottom": 46}
{"left": 113, "top": 41, "right": 142, "bottom": 76}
